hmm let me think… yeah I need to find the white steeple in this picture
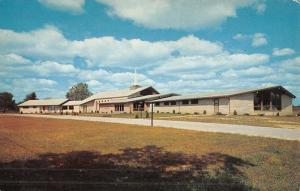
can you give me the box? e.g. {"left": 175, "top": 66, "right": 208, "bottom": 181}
{"left": 134, "top": 68, "right": 138, "bottom": 85}
{"left": 130, "top": 68, "right": 142, "bottom": 90}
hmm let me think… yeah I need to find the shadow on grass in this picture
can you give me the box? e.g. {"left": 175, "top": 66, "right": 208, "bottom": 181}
{"left": 0, "top": 145, "right": 257, "bottom": 191}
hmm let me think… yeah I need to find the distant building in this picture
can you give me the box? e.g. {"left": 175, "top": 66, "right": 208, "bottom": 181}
{"left": 18, "top": 99, "right": 68, "bottom": 114}
{"left": 149, "top": 86, "right": 295, "bottom": 116}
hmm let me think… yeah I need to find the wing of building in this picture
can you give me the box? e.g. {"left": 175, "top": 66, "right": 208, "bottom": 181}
{"left": 18, "top": 99, "right": 69, "bottom": 114}
{"left": 79, "top": 85, "right": 176, "bottom": 113}
{"left": 149, "top": 85, "right": 296, "bottom": 116}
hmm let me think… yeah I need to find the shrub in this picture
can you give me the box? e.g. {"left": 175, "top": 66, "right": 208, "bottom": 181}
{"left": 20, "top": 111, "right": 23, "bottom": 114}
{"left": 177, "top": 112, "right": 181, "bottom": 114}
{"left": 194, "top": 112, "right": 199, "bottom": 115}
{"left": 243, "top": 113, "right": 250, "bottom": 116}
{"left": 203, "top": 110, "right": 207, "bottom": 115}
{"left": 185, "top": 113, "right": 190, "bottom": 115}
{"left": 216, "top": 112, "right": 223, "bottom": 115}
{"left": 157, "top": 110, "right": 159, "bottom": 113}
{"left": 66, "top": 111, "right": 68, "bottom": 115}
{"left": 297, "top": 113, "right": 300, "bottom": 116}
{"left": 135, "top": 114, "right": 139, "bottom": 118}
{"left": 233, "top": 110, "right": 237, "bottom": 115}
{"left": 258, "top": 113, "right": 264, "bottom": 116}
{"left": 173, "top": 110, "right": 175, "bottom": 114}
{"left": 145, "top": 111, "right": 149, "bottom": 118}
{"left": 276, "top": 112, "right": 280, "bottom": 116}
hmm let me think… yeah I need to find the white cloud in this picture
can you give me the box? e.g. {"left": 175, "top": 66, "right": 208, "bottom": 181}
{"left": 233, "top": 33, "right": 249, "bottom": 41}
{"left": 149, "top": 53, "right": 269, "bottom": 75}
{"left": 38, "top": 0, "right": 85, "bottom": 13}
{"left": 0, "top": 27, "right": 225, "bottom": 68}
{"left": 0, "top": 53, "right": 31, "bottom": 65}
{"left": 233, "top": 32, "right": 268, "bottom": 47}
{"left": 272, "top": 48, "right": 296, "bottom": 56}
{"left": 34, "top": 61, "right": 78, "bottom": 76}
{"left": 255, "top": 2, "right": 266, "bottom": 14}
{"left": 96, "top": 0, "right": 257, "bottom": 30}
{"left": 252, "top": 33, "right": 267, "bottom": 47}
{"left": 292, "top": 0, "right": 300, "bottom": 5}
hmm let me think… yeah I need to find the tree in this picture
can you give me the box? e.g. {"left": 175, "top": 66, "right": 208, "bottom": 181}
{"left": 23, "top": 92, "right": 38, "bottom": 102}
{"left": 66, "top": 82, "right": 92, "bottom": 101}
{"left": 0, "top": 92, "right": 17, "bottom": 113}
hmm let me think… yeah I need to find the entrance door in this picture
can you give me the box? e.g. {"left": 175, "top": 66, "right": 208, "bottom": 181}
{"left": 214, "top": 98, "right": 219, "bottom": 113}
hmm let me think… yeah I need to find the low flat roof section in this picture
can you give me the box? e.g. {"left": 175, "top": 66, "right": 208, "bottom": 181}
{"left": 63, "top": 101, "right": 82, "bottom": 106}
{"left": 150, "top": 85, "right": 296, "bottom": 102}
{"left": 18, "top": 99, "right": 69, "bottom": 106}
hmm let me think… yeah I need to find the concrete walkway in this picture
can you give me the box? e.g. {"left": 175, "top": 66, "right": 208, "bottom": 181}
{"left": 10, "top": 114, "right": 300, "bottom": 141}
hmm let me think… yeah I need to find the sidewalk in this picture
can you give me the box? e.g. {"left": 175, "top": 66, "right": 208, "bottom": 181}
{"left": 11, "top": 114, "right": 300, "bottom": 141}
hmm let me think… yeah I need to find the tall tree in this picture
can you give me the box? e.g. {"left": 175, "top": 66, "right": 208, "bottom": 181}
{"left": 0, "top": 92, "right": 16, "bottom": 113}
{"left": 66, "top": 82, "right": 92, "bottom": 101}
{"left": 24, "top": 92, "right": 38, "bottom": 102}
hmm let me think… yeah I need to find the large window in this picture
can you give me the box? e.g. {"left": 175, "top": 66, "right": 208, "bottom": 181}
{"left": 62, "top": 106, "right": 68, "bottom": 110}
{"left": 254, "top": 92, "right": 262, "bottom": 110}
{"left": 170, "top": 101, "right": 176, "bottom": 105}
{"left": 254, "top": 90, "right": 281, "bottom": 111}
{"left": 191, "top": 99, "right": 198, "bottom": 104}
{"left": 182, "top": 100, "right": 189, "bottom": 105}
{"left": 115, "top": 104, "right": 124, "bottom": 112}
{"left": 69, "top": 106, "right": 74, "bottom": 110}
{"left": 164, "top": 101, "right": 169, "bottom": 106}
{"left": 155, "top": 102, "right": 160, "bottom": 106}
{"left": 271, "top": 92, "right": 281, "bottom": 110}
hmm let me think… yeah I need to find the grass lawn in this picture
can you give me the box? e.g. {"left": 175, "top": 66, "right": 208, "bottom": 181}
{"left": 0, "top": 115, "right": 299, "bottom": 191}
{"left": 81, "top": 112, "right": 300, "bottom": 129}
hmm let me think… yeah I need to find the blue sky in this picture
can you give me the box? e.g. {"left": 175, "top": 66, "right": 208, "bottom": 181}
{"left": 0, "top": 0, "right": 299, "bottom": 104}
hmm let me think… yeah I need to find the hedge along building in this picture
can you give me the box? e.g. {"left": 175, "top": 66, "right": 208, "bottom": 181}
{"left": 79, "top": 85, "right": 176, "bottom": 114}
{"left": 18, "top": 99, "right": 68, "bottom": 114}
{"left": 149, "top": 86, "right": 296, "bottom": 116}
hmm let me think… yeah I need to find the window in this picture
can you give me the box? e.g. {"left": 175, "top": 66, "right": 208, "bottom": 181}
{"left": 191, "top": 99, "right": 198, "bottom": 104}
{"left": 69, "top": 106, "right": 74, "bottom": 110}
{"left": 23, "top": 106, "right": 29, "bottom": 109}
{"left": 155, "top": 102, "right": 160, "bottom": 106}
{"left": 254, "top": 90, "right": 281, "bottom": 111}
{"left": 271, "top": 92, "right": 281, "bottom": 110}
{"left": 170, "top": 101, "right": 176, "bottom": 105}
{"left": 115, "top": 104, "right": 124, "bottom": 111}
{"left": 254, "top": 92, "right": 261, "bottom": 110}
{"left": 182, "top": 100, "right": 189, "bottom": 105}
{"left": 164, "top": 101, "right": 169, "bottom": 106}
{"left": 62, "top": 106, "right": 68, "bottom": 110}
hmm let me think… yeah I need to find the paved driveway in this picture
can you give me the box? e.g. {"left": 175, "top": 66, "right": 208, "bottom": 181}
{"left": 10, "top": 114, "right": 300, "bottom": 141}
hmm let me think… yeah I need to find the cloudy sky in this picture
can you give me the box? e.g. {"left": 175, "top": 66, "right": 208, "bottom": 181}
{"left": 0, "top": 0, "right": 299, "bottom": 104}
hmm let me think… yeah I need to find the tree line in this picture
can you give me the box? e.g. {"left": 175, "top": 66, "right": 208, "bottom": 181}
{"left": 0, "top": 82, "right": 91, "bottom": 113}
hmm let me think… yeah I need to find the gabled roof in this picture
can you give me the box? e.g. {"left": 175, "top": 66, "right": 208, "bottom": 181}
{"left": 18, "top": 99, "right": 69, "bottom": 106}
{"left": 151, "top": 85, "right": 296, "bottom": 102}
{"left": 107, "top": 93, "right": 178, "bottom": 104}
{"left": 63, "top": 100, "right": 82, "bottom": 106}
{"left": 81, "top": 86, "right": 159, "bottom": 104}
